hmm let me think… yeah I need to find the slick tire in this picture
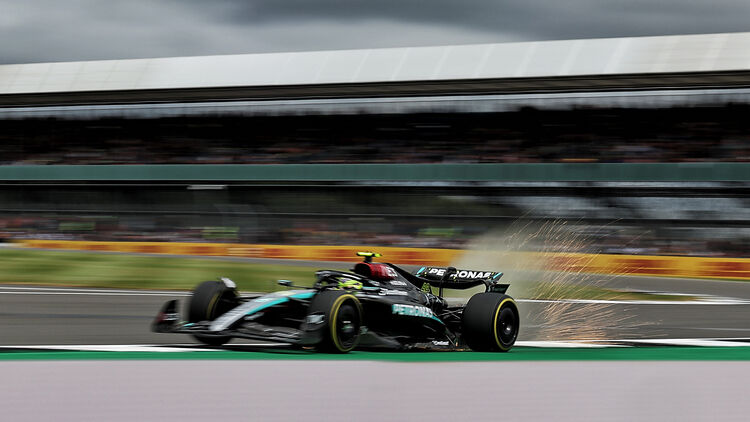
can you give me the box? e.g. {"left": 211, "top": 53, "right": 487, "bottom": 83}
{"left": 308, "top": 290, "right": 363, "bottom": 353}
{"left": 462, "top": 293, "right": 519, "bottom": 352}
{"left": 187, "top": 280, "right": 239, "bottom": 347}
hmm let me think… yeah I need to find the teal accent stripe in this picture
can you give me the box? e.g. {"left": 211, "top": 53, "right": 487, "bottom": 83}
{"left": 246, "top": 291, "right": 314, "bottom": 316}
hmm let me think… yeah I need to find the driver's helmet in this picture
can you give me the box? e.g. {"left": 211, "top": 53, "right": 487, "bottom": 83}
{"left": 337, "top": 278, "right": 363, "bottom": 290}
{"left": 353, "top": 262, "right": 398, "bottom": 281}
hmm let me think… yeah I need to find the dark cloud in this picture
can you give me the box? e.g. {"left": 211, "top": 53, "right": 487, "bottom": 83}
{"left": 214, "top": 0, "right": 750, "bottom": 39}
{"left": 1, "top": 0, "right": 749, "bottom": 64}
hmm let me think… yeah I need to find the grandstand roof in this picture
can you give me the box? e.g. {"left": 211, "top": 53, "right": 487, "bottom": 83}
{"left": 2, "top": 32, "right": 750, "bottom": 106}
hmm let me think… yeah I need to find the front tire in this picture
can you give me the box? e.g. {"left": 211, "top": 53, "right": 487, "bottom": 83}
{"left": 307, "top": 291, "right": 363, "bottom": 353}
{"left": 187, "top": 280, "right": 239, "bottom": 346}
{"left": 462, "top": 293, "right": 519, "bottom": 352}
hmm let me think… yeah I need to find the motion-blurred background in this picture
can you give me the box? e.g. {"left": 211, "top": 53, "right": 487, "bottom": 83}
{"left": 1, "top": 34, "right": 749, "bottom": 261}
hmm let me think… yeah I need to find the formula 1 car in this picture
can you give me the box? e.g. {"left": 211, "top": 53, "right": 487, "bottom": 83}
{"left": 152, "top": 252, "right": 519, "bottom": 352}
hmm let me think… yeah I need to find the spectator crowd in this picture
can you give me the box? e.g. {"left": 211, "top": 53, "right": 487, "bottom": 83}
{"left": 1, "top": 105, "right": 749, "bottom": 165}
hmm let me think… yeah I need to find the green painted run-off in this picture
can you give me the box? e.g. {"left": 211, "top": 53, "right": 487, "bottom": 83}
{"left": 2, "top": 347, "right": 750, "bottom": 361}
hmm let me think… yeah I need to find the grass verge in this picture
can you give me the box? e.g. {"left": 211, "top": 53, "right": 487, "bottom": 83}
{"left": 0, "top": 248, "right": 341, "bottom": 291}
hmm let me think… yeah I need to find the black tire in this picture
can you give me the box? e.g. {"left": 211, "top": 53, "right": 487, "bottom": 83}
{"left": 307, "top": 290, "right": 363, "bottom": 353}
{"left": 187, "top": 280, "right": 239, "bottom": 346}
{"left": 462, "top": 293, "right": 519, "bottom": 352}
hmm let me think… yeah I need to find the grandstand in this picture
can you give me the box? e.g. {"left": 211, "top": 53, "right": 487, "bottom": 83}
{"left": 2, "top": 32, "right": 750, "bottom": 106}
{"left": 0, "top": 33, "right": 749, "bottom": 257}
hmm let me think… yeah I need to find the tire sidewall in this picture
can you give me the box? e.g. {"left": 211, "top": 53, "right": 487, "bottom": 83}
{"left": 187, "top": 280, "right": 238, "bottom": 346}
{"left": 492, "top": 297, "right": 519, "bottom": 351}
{"left": 187, "top": 280, "right": 238, "bottom": 323}
{"left": 308, "top": 290, "right": 363, "bottom": 353}
{"left": 462, "top": 293, "right": 519, "bottom": 352}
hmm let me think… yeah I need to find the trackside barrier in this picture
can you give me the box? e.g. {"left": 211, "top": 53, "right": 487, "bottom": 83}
{"left": 541, "top": 253, "right": 750, "bottom": 281}
{"left": 15, "top": 239, "right": 460, "bottom": 266}
{"left": 14, "top": 239, "right": 750, "bottom": 281}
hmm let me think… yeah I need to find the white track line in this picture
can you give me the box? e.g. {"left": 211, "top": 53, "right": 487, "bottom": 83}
{"left": 0, "top": 286, "right": 188, "bottom": 294}
{"left": 0, "top": 343, "right": 281, "bottom": 352}
{"left": 0, "top": 286, "right": 189, "bottom": 296}
{"left": 3, "top": 286, "right": 749, "bottom": 304}
{"left": 604, "top": 339, "right": 750, "bottom": 347}
{"left": 515, "top": 341, "right": 619, "bottom": 348}
{"left": 3, "top": 339, "right": 750, "bottom": 351}
{"left": 518, "top": 298, "right": 750, "bottom": 305}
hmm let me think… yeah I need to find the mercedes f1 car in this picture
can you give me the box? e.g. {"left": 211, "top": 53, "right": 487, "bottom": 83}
{"left": 152, "top": 252, "right": 519, "bottom": 352}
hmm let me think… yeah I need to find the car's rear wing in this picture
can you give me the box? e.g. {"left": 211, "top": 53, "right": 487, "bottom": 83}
{"left": 417, "top": 267, "right": 503, "bottom": 283}
{"left": 413, "top": 266, "right": 509, "bottom": 294}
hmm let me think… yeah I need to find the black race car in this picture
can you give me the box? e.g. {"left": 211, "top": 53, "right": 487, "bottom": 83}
{"left": 152, "top": 252, "right": 519, "bottom": 352}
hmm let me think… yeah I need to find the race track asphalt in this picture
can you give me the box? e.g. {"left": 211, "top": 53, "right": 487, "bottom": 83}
{"left": 2, "top": 271, "right": 750, "bottom": 345}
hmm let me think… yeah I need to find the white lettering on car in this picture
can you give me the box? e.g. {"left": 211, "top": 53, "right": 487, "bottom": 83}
{"left": 456, "top": 270, "right": 492, "bottom": 279}
{"left": 380, "top": 289, "right": 408, "bottom": 296}
{"left": 391, "top": 304, "right": 435, "bottom": 318}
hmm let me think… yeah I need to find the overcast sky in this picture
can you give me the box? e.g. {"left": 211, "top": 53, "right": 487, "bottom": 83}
{"left": 2, "top": 0, "right": 750, "bottom": 64}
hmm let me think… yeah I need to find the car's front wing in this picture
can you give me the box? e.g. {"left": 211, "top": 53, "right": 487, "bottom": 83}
{"left": 151, "top": 299, "right": 324, "bottom": 346}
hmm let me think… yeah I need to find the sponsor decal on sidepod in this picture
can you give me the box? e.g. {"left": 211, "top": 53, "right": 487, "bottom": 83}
{"left": 391, "top": 304, "right": 435, "bottom": 318}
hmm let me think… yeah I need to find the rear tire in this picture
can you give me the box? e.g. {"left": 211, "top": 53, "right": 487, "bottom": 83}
{"left": 187, "top": 280, "right": 239, "bottom": 346}
{"left": 307, "top": 291, "right": 363, "bottom": 353}
{"left": 462, "top": 293, "right": 519, "bottom": 352}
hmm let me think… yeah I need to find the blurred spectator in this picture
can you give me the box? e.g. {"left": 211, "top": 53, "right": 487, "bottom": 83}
{"left": 1, "top": 105, "right": 750, "bottom": 165}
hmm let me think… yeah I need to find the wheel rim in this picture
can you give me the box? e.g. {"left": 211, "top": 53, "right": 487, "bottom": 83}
{"left": 210, "top": 293, "right": 238, "bottom": 320}
{"left": 496, "top": 307, "right": 518, "bottom": 346}
{"left": 335, "top": 303, "right": 360, "bottom": 350}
